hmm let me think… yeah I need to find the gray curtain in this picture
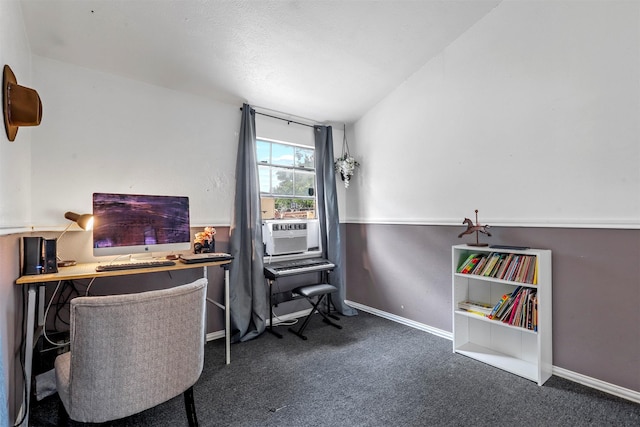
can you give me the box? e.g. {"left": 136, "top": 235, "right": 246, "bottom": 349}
{"left": 229, "top": 104, "right": 267, "bottom": 342}
{"left": 314, "top": 125, "right": 358, "bottom": 316}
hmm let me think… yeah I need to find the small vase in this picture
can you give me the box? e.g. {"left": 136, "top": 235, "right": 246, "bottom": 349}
{"left": 194, "top": 239, "right": 215, "bottom": 254}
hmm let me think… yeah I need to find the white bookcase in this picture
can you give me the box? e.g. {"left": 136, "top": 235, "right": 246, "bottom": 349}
{"left": 452, "top": 244, "right": 552, "bottom": 385}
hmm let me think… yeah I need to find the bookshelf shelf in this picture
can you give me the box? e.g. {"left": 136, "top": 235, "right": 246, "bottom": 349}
{"left": 455, "top": 342, "right": 539, "bottom": 383}
{"left": 453, "top": 310, "right": 538, "bottom": 334}
{"left": 453, "top": 273, "right": 539, "bottom": 289}
{"left": 452, "top": 244, "right": 552, "bottom": 386}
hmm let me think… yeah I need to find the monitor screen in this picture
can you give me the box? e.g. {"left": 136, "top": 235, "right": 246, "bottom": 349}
{"left": 92, "top": 193, "right": 191, "bottom": 257}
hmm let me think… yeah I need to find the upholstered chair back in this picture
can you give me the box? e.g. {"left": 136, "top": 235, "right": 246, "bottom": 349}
{"left": 55, "top": 278, "right": 207, "bottom": 423}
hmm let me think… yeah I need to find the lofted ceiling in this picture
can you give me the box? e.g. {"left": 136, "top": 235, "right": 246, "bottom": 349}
{"left": 20, "top": 0, "right": 501, "bottom": 124}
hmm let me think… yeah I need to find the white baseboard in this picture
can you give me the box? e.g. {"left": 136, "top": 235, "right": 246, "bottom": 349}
{"left": 345, "top": 300, "right": 452, "bottom": 340}
{"left": 345, "top": 300, "right": 640, "bottom": 404}
{"left": 552, "top": 366, "right": 640, "bottom": 404}
{"left": 206, "top": 330, "right": 225, "bottom": 342}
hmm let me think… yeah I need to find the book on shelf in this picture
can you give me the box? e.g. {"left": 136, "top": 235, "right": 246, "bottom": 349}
{"left": 503, "top": 254, "right": 519, "bottom": 281}
{"left": 456, "top": 250, "right": 539, "bottom": 285}
{"left": 457, "top": 300, "right": 493, "bottom": 317}
{"left": 506, "top": 291, "right": 523, "bottom": 325}
{"left": 494, "top": 286, "right": 522, "bottom": 321}
{"left": 487, "top": 253, "right": 505, "bottom": 277}
{"left": 457, "top": 253, "right": 479, "bottom": 273}
{"left": 492, "top": 287, "right": 537, "bottom": 330}
{"left": 515, "top": 256, "right": 530, "bottom": 283}
{"left": 470, "top": 255, "right": 489, "bottom": 275}
{"left": 461, "top": 256, "right": 483, "bottom": 274}
{"left": 481, "top": 253, "right": 500, "bottom": 276}
{"left": 525, "top": 257, "right": 537, "bottom": 284}
{"left": 495, "top": 253, "right": 513, "bottom": 279}
{"left": 488, "top": 293, "right": 509, "bottom": 319}
{"left": 533, "top": 295, "right": 538, "bottom": 331}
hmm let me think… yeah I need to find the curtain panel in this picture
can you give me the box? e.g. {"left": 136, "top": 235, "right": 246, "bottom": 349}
{"left": 314, "top": 125, "right": 357, "bottom": 316}
{"left": 229, "top": 104, "right": 267, "bottom": 342}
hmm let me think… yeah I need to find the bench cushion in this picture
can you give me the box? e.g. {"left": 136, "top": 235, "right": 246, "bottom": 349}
{"left": 293, "top": 283, "right": 337, "bottom": 298}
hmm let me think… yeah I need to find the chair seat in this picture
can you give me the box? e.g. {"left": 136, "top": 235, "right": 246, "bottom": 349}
{"left": 293, "top": 283, "right": 337, "bottom": 298}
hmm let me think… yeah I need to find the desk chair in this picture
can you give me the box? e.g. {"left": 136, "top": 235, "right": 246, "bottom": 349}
{"left": 289, "top": 283, "right": 342, "bottom": 340}
{"left": 54, "top": 278, "right": 207, "bottom": 426}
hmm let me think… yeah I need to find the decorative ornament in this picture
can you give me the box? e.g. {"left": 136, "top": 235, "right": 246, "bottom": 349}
{"left": 458, "top": 210, "right": 491, "bottom": 247}
{"left": 334, "top": 123, "right": 359, "bottom": 188}
{"left": 194, "top": 226, "right": 216, "bottom": 253}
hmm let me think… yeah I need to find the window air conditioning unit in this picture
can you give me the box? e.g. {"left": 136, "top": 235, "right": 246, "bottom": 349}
{"left": 263, "top": 220, "right": 308, "bottom": 256}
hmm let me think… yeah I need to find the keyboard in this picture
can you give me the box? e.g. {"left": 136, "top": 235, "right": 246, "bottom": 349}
{"left": 264, "top": 258, "right": 335, "bottom": 279}
{"left": 95, "top": 260, "right": 176, "bottom": 272}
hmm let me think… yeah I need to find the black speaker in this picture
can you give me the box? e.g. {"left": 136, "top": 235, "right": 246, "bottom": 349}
{"left": 43, "top": 239, "right": 58, "bottom": 274}
{"left": 22, "top": 236, "right": 43, "bottom": 275}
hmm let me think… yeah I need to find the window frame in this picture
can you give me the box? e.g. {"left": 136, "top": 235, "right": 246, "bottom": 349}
{"left": 257, "top": 137, "right": 317, "bottom": 220}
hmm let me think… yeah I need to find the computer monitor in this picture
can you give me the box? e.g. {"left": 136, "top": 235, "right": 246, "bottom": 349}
{"left": 92, "top": 193, "right": 191, "bottom": 257}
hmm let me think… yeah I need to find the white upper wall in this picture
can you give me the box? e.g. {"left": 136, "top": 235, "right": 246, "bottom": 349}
{"left": 0, "top": 1, "right": 33, "bottom": 421}
{"left": 0, "top": 0, "right": 33, "bottom": 230}
{"left": 350, "top": 0, "right": 640, "bottom": 228}
{"left": 29, "top": 57, "right": 347, "bottom": 229}
{"left": 30, "top": 56, "right": 240, "bottom": 228}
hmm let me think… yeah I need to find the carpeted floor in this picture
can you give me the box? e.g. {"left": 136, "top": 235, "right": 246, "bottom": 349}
{"left": 29, "top": 311, "right": 640, "bottom": 426}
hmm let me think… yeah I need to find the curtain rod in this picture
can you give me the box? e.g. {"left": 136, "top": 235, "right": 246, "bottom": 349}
{"left": 240, "top": 107, "right": 316, "bottom": 128}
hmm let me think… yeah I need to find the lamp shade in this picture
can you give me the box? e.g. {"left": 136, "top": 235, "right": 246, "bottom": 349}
{"left": 64, "top": 211, "right": 94, "bottom": 231}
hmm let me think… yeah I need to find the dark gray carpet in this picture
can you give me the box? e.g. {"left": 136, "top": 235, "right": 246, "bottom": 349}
{"left": 29, "top": 312, "right": 640, "bottom": 426}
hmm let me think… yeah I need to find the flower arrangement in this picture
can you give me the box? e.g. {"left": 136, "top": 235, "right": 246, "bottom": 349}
{"left": 194, "top": 226, "right": 216, "bottom": 253}
{"left": 334, "top": 154, "right": 360, "bottom": 188}
{"left": 334, "top": 124, "right": 360, "bottom": 189}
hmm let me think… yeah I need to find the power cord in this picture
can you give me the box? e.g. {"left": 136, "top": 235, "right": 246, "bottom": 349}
{"left": 84, "top": 277, "right": 97, "bottom": 296}
{"left": 43, "top": 277, "right": 96, "bottom": 348}
{"left": 271, "top": 313, "right": 298, "bottom": 327}
{"left": 270, "top": 281, "right": 299, "bottom": 326}
{"left": 42, "top": 282, "right": 69, "bottom": 348}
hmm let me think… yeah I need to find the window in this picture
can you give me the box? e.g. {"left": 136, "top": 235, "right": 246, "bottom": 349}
{"left": 257, "top": 138, "right": 316, "bottom": 219}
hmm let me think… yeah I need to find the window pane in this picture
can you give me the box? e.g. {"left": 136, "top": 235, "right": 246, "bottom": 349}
{"left": 274, "top": 198, "right": 315, "bottom": 219}
{"left": 294, "top": 170, "right": 315, "bottom": 197}
{"left": 271, "top": 167, "right": 293, "bottom": 196}
{"left": 256, "top": 139, "right": 317, "bottom": 220}
{"left": 256, "top": 140, "right": 270, "bottom": 164}
{"left": 258, "top": 165, "right": 271, "bottom": 193}
{"left": 295, "top": 147, "right": 314, "bottom": 168}
{"left": 271, "top": 143, "right": 294, "bottom": 167}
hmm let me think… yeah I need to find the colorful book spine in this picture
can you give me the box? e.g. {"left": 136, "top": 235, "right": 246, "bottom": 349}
{"left": 461, "top": 256, "right": 482, "bottom": 274}
{"left": 488, "top": 293, "right": 509, "bottom": 319}
{"left": 470, "top": 256, "right": 488, "bottom": 275}
{"left": 506, "top": 291, "right": 523, "bottom": 324}
{"left": 457, "top": 253, "right": 478, "bottom": 273}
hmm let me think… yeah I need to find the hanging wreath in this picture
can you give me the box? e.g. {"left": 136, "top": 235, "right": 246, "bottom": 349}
{"left": 334, "top": 124, "right": 360, "bottom": 188}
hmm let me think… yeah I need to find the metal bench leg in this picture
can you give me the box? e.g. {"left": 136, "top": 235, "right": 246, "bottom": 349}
{"left": 289, "top": 294, "right": 341, "bottom": 340}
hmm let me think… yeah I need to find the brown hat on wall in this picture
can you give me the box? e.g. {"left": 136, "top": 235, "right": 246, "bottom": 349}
{"left": 3, "top": 64, "right": 43, "bottom": 141}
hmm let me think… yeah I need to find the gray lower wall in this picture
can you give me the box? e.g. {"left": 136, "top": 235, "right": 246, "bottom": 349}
{"left": 344, "top": 223, "right": 640, "bottom": 394}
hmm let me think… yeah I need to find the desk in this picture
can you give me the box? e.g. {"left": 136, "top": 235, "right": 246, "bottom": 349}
{"left": 15, "top": 259, "right": 231, "bottom": 427}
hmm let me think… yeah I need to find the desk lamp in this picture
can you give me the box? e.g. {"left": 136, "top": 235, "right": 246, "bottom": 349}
{"left": 57, "top": 211, "right": 94, "bottom": 267}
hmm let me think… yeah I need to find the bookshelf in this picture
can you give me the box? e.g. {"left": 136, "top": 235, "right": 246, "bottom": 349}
{"left": 452, "top": 244, "right": 552, "bottom": 385}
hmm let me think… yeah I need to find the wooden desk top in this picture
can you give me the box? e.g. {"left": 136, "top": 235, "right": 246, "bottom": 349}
{"left": 16, "top": 259, "right": 232, "bottom": 285}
